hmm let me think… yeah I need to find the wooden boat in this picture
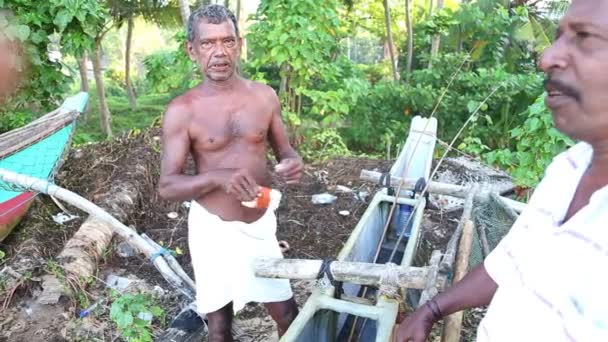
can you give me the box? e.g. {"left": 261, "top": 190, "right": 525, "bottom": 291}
{"left": 278, "top": 116, "right": 438, "bottom": 341}
{"left": 0, "top": 92, "right": 88, "bottom": 241}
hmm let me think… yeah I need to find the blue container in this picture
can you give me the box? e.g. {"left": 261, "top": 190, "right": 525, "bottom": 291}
{"left": 391, "top": 204, "right": 413, "bottom": 238}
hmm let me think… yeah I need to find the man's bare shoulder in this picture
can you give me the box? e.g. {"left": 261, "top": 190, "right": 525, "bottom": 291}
{"left": 165, "top": 89, "right": 199, "bottom": 121}
{"left": 163, "top": 90, "right": 201, "bottom": 132}
{"left": 243, "top": 79, "right": 279, "bottom": 103}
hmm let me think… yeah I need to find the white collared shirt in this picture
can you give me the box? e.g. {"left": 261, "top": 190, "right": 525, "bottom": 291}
{"left": 478, "top": 142, "right": 608, "bottom": 342}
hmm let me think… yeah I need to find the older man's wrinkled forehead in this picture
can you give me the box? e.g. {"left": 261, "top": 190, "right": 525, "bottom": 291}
{"left": 195, "top": 19, "right": 238, "bottom": 41}
{"left": 560, "top": 0, "right": 608, "bottom": 33}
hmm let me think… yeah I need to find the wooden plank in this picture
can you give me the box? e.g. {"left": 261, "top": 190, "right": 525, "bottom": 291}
{"left": 253, "top": 258, "right": 430, "bottom": 289}
{"left": 441, "top": 220, "right": 474, "bottom": 342}
{"left": 439, "top": 187, "right": 476, "bottom": 274}
{"left": 418, "top": 250, "right": 442, "bottom": 306}
{"left": 0, "top": 112, "right": 77, "bottom": 159}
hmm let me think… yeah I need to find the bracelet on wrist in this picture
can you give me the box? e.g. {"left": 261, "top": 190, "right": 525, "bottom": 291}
{"left": 426, "top": 298, "right": 443, "bottom": 321}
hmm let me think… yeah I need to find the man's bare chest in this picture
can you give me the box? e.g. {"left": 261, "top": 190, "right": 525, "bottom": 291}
{"left": 189, "top": 104, "right": 271, "bottom": 151}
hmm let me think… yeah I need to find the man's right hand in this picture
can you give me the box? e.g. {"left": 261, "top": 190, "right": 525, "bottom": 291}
{"left": 218, "top": 169, "right": 259, "bottom": 202}
{"left": 394, "top": 304, "right": 436, "bottom": 342}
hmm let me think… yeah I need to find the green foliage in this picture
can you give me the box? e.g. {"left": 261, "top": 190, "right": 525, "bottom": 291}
{"left": 344, "top": 50, "right": 543, "bottom": 156}
{"left": 110, "top": 292, "right": 164, "bottom": 342}
{"left": 299, "top": 129, "right": 352, "bottom": 161}
{"left": 106, "top": 0, "right": 182, "bottom": 29}
{"left": 0, "top": 0, "right": 107, "bottom": 112}
{"left": 484, "top": 94, "right": 574, "bottom": 187}
{"left": 248, "top": 0, "right": 345, "bottom": 121}
{"left": 410, "top": 52, "right": 543, "bottom": 148}
{"left": 73, "top": 90, "right": 170, "bottom": 144}
{"left": 0, "top": 110, "right": 33, "bottom": 133}
{"left": 248, "top": 0, "right": 367, "bottom": 159}
{"left": 143, "top": 32, "right": 198, "bottom": 94}
{"left": 342, "top": 82, "right": 410, "bottom": 153}
{"left": 248, "top": 0, "right": 343, "bottom": 83}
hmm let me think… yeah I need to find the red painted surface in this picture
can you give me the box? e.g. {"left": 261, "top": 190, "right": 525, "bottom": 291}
{"left": 0, "top": 192, "right": 35, "bottom": 240}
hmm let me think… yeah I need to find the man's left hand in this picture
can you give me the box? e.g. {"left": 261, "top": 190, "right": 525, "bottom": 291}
{"left": 275, "top": 158, "right": 303, "bottom": 184}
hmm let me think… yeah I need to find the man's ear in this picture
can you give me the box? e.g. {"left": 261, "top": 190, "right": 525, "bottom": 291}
{"left": 185, "top": 41, "right": 196, "bottom": 61}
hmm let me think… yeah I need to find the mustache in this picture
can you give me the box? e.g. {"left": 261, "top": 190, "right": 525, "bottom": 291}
{"left": 544, "top": 77, "right": 581, "bottom": 102}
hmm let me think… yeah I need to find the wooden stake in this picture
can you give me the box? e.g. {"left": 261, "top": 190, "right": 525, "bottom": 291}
{"left": 441, "top": 220, "right": 474, "bottom": 342}
{"left": 419, "top": 250, "right": 442, "bottom": 306}
{"left": 440, "top": 187, "right": 476, "bottom": 274}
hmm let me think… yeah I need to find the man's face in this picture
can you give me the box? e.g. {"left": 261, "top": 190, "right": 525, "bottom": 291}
{"left": 539, "top": 0, "right": 608, "bottom": 143}
{"left": 186, "top": 20, "right": 241, "bottom": 82}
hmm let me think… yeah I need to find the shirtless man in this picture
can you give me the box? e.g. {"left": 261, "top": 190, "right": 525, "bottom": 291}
{"left": 159, "top": 5, "right": 301, "bottom": 342}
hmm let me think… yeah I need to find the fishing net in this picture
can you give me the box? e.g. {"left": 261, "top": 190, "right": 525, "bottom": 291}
{"left": 469, "top": 193, "right": 518, "bottom": 267}
{"left": 428, "top": 157, "right": 520, "bottom": 268}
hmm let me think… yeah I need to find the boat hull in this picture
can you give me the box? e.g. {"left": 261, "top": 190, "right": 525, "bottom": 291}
{"left": 0, "top": 192, "right": 35, "bottom": 241}
{"left": 0, "top": 92, "right": 88, "bottom": 241}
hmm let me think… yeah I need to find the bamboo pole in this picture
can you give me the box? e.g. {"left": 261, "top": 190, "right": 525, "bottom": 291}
{"left": 141, "top": 233, "right": 196, "bottom": 290}
{"left": 0, "top": 168, "right": 195, "bottom": 299}
{"left": 253, "top": 258, "right": 430, "bottom": 289}
{"left": 441, "top": 220, "right": 474, "bottom": 342}
{"left": 439, "top": 187, "right": 477, "bottom": 274}
{"left": 418, "top": 250, "right": 442, "bottom": 306}
{"left": 360, "top": 169, "right": 526, "bottom": 213}
{"left": 477, "top": 223, "right": 491, "bottom": 258}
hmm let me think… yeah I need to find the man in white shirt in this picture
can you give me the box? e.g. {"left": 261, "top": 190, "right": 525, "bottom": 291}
{"left": 396, "top": 0, "right": 608, "bottom": 341}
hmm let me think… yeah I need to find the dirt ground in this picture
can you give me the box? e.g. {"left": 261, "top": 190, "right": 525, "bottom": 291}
{"left": 0, "top": 128, "right": 507, "bottom": 342}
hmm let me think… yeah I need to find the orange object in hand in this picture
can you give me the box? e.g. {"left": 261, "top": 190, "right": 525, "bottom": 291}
{"left": 242, "top": 187, "right": 278, "bottom": 209}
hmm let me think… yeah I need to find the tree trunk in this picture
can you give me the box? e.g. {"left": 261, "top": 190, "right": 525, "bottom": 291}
{"left": 78, "top": 51, "right": 90, "bottom": 115}
{"left": 428, "top": 0, "right": 445, "bottom": 68}
{"left": 92, "top": 38, "right": 112, "bottom": 138}
{"left": 236, "top": 0, "right": 241, "bottom": 22}
{"left": 79, "top": 52, "right": 89, "bottom": 93}
{"left": 125, "top": 17, "right": 137, "bottom": 110}
{"left": 179, "top": 0, "right": 191, "bottom": 28}
{"left": 382, "top": 0, "right": 399, "bottom": 82}
{"left": 405, "top": 0, "right": 414, "bottom": 83}
{"left": 224, "top": 0, "right": 230, "bottom": 8}
{"left": 279, "top": 63, "right": 289, "bottom": 102}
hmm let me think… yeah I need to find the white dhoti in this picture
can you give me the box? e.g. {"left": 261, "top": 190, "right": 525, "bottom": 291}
{"left": 188, "top": 200, "right": 293, "bottom": 314}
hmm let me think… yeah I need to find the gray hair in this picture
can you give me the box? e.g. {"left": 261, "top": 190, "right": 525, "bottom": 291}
{"left": 187, "top": 5, "right": 239, "bottom": 42}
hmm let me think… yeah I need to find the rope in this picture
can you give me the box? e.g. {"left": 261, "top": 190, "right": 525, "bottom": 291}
{"left": 378, "top": 262, "right": 400, "bottom": 298}
{"left": 150, "top": 247, "right": 171, "bottom": 262}
{"left": 316, "top": 258, "right": 343, "bottom": 299}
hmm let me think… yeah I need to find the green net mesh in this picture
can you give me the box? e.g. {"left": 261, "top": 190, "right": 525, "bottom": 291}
{"left": 0, "top": 109, "right": 79, "bottom": 228}
{"left": 469, "top": 194, "right": 518, "bottom": 268}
